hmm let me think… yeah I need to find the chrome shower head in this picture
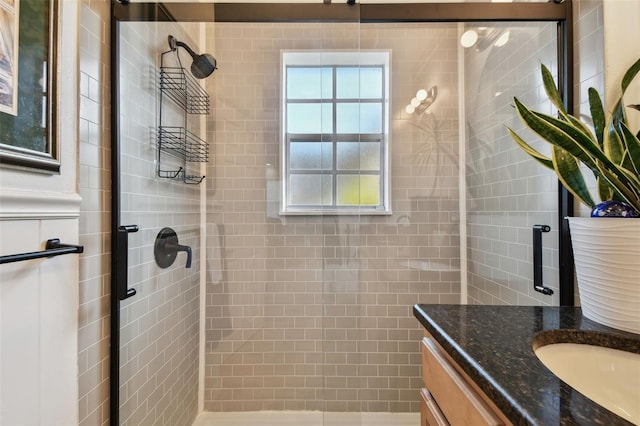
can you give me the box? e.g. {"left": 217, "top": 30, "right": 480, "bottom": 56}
{"left": 168, "top": 35, "right": 217, "bottom": 79}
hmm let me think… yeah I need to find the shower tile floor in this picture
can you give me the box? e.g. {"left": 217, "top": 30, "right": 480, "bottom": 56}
{"left": 193, "top": 411, "right": 419, "bottom": 426}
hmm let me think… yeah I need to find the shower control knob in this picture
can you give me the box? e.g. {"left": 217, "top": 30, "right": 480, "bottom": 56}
{"left": 154, "top": 227, "right": 192, "bottom": 269}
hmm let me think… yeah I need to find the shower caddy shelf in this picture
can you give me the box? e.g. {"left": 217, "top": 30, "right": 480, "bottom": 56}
{"left": 157, "top": 49, "right": 210, "bottom": 184}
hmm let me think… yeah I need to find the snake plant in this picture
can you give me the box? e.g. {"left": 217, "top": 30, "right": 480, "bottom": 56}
{"left": 507, "top": 58, "right": 640, "bottom": 213}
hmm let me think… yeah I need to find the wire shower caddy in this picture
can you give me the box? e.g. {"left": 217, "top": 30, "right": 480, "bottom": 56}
{"left": 157, "top": 48, "right": 210, "bottom": 184}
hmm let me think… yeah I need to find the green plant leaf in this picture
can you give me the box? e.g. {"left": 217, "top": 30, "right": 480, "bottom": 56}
{"left": 529, "top": 109, "right": 638, "bottom": 188}
{"left": 621, "top": 58, "right": 640, "bottom": 93}
{"left": 609, "top": 60, "right": 640, "bottom": 132}
{"left": 620, "top": 122, "right": 640, "bottom": 178}
{"left": 589, "top": 87, "right": 606, "bottom": 147}
{"left": 540, "top": 64, "right": 596, "bottom": 141}
{"left": 511, "top": 58, "right": 640, "bottom": 211}
{"left": 551, "top": 146, "right": 596, "bottom": 208}
{"left": 604, "top": 120, "right": 625, "bottom": 165}
{"left": 566, "top": 113, "right": 598, "bottom": 142}
{"left": 522, "top": 103, "right": 640, "bottom": 204}
{"left": 506, "top": 127, "right": 554, "bottom": 169}
{"left": 518, "top": 106, "right": 599, "bottom": 167}
{"left": 595, "top": 161, "right": 640, "bottom": 212}
{"left": 597, "top": 175, "right": 615, "bottom": 202}
{"left": 541, "top": 64, "right": 567, "bottom": 115}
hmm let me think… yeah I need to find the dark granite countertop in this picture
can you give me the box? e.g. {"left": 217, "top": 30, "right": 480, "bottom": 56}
{"left": 413, "top": 304, "right": 640, "bottom": 426}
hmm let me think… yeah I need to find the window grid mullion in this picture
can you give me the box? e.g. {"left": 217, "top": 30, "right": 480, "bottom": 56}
{"left": 332, "top": 66, "right": 338, "bottom": 208}
{"left": 284, "top": 61, "right": 387, "bottom": 211}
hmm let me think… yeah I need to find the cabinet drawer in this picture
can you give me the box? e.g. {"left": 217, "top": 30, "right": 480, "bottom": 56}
{"left": 422, "top": 337, "right": 502, "bottom": 426}
{"left": 420, "top": 388, "right": 449, "bottom": 426}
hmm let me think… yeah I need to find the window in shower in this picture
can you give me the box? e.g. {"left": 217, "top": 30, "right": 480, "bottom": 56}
{"left": 281, "top": 51, "right": 390, "bottom": 215}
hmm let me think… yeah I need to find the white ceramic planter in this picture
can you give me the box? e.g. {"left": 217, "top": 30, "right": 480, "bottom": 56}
{"left": 568, "top": 217, "right": 640, "bottom": 335}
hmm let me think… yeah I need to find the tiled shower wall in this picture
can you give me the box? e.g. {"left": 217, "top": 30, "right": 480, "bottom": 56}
{"left": 204, "top": 23, "right": 461, "bottom": 412}
{"left": 78, "top": 1, "right": 111, "bottom": 424}
{"left": 464, "top": 23, "right": 562, "bottom": 306}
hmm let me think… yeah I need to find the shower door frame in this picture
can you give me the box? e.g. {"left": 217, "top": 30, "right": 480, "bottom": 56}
{"left": 110, "top": 2, "right": 574, "bottom": 425}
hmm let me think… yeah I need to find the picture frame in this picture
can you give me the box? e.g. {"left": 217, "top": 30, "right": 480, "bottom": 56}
{"left": 0, "top": 0, "right": 59, "bottom": 173}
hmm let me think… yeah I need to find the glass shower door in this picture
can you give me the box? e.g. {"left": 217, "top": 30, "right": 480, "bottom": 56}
{"left": 110, "top": 3, "right": 571, "bottom": 425}
{"left": 462, "top": 21, "right": 562, "bottom": 305}
{"left": 112, "top": 16, "right": 205, "bottom": 426}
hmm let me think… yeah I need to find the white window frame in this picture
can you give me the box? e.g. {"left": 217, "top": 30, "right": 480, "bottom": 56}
{"left": 280, "top": 50, "right": 391, "bottom": 216}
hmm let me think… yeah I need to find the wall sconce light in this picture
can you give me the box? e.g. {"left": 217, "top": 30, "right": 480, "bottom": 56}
{"left": 405, "top": 86, "right": 438, "bottom": 115}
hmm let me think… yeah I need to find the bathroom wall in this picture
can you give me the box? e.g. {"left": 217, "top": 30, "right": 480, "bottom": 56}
{"left": 204, "top": 22, "right": 461, "bottom": 412}
{"left": 0, "top": 1, "right": 80, "bottom": 424}
{"left": 71, "top": 2, "right": 608, "bottom": 424}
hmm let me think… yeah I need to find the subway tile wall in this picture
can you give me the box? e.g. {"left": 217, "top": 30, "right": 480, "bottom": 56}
{"left": 78, "top": 1, "right": 111, "bottom": 425}
{"left": 204, "top": 23, "right": 462, "bottom": 412}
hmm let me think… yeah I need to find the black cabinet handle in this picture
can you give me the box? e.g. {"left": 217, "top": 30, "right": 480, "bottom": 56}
{"left": 117, "top": 225, "right": 139, "bottom": 300}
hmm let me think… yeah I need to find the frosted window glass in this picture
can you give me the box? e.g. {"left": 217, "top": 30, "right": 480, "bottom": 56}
{"left": 337, "top": 142, "right": 380, "bottom": 170}
{"left": 359, "top": 175, "right": 380, "bottom": 205}
{"left": 360, "top": 68, "right": 382, "bottom": 99}
{"left": 287, "top": 67, "right": 333, "bottom": 99}
{"left": 359, "top": 103, "right": 382, "bottom": 133}
{"left": 336, "top": 67, "right": 360, "bottom": 99}
{"left": 337, "top": 175, "right": 359, "bottom": 205}
{"left": 336, "top": 103, "right": 359, "bottom": 133}
{"left": 287, "top": 104, "right": 333, "bottom": 133}
{"left": 336, "top": 103, "right": 382, "bottom": 134}
{"left": 337, "top": 67, "right": 382, "bottom": 99}
{"left": 337, "top": 142, "right": 359, "bottom": 170}
{"left": 336, "top": 175, "right": 380, "bottom": 206}
{"left": 360, "top": 142, "right": 380, "bottom": 170}
{"left": 290, "top": 142, "right": 333, "bottom": 170}
{"left": 290, "top": 174, "right": 333, "bottom": 206}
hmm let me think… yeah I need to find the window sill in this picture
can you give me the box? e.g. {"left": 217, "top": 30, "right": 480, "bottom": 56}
{"left": 280, "top": 208, "right": 392, "bottom": 216}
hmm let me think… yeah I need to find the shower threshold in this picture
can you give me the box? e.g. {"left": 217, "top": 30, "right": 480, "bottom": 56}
{"left": 193, "top": 411, "right": 419, "bottom": 426}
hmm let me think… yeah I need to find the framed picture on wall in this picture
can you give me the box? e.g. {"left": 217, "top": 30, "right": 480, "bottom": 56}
{"left": 0, "top": 0, "right": 59, "bottom": 172}
{"left": 0, "top": 0, "right": 19, "bottom": 116}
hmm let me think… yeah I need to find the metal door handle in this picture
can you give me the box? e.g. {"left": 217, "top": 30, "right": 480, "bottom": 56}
{"left": 117, "top": 225, "right": 139, "bottom": 300}
{"left": 533, "top": 225, "right": 553, "bottom": 295}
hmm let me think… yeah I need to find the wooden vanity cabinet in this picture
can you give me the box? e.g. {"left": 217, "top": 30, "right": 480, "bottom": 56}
{"left": 419, "top": 332, "right": 512, "bottom": 426}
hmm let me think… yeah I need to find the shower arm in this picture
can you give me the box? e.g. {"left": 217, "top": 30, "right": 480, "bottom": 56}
{"left": 173, "top": 40, "right": 198, "bottom": 60}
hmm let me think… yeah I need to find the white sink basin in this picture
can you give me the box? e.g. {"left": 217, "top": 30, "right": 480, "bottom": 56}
{"left": 535, "top": 343, "right": 640, "bottom": 424}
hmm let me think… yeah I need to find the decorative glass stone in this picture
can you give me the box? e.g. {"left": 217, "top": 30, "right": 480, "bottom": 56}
{"left": 590, "top": 200, "right": 640, "bottom": 218}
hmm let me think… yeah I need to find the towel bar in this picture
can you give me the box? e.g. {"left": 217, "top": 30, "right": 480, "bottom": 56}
{"left": 0, "top": 239, "right": 84, "bottom": 265}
